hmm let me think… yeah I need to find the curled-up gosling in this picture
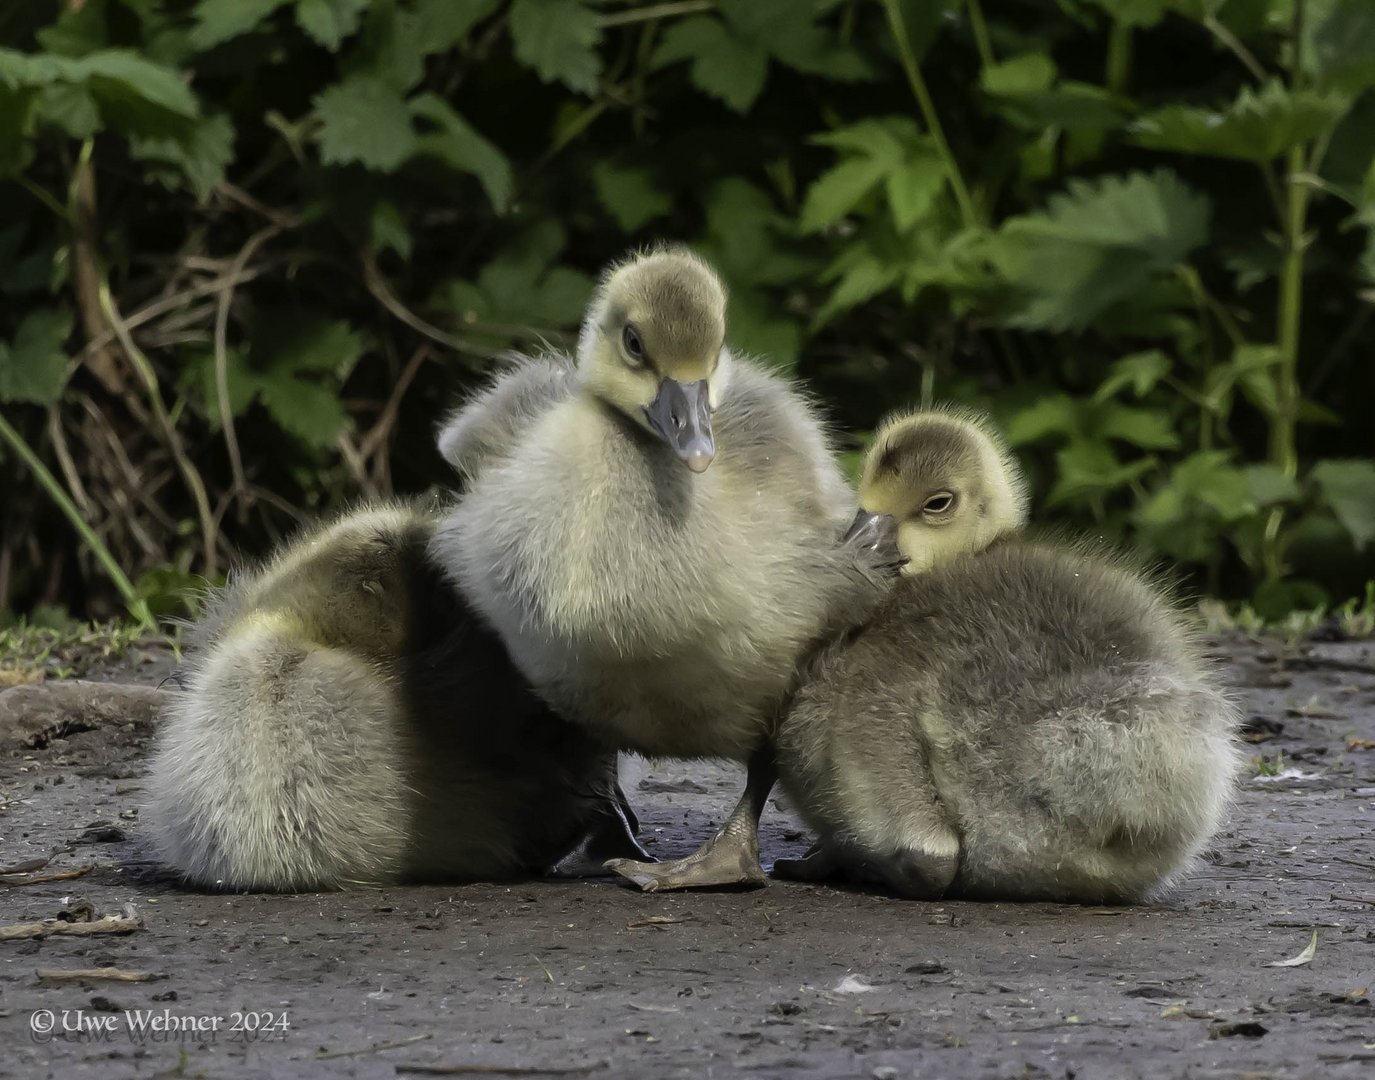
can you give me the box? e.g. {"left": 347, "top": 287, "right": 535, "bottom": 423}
{"left": 146, "top": 501, "right": 644, "bottom": 892}
{"left": 774, "top": 409, "right": 1242, "bottom": 903}
{"left": 431, "top": 246, "right": 898, "bottom": 891}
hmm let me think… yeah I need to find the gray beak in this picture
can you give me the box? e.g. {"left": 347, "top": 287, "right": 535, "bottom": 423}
{"left": 644, "top": 378, "right": 715, "bottom": 473}
{"left": 842, "top": 508, "right": 898, "bottom": 551}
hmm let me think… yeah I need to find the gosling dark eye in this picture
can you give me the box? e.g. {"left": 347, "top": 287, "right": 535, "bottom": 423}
{"left": 922, "top": 491, "right": 956, "bottom": 514}
{"left": 622, "top": 324, "right": 645, "bottom": 363}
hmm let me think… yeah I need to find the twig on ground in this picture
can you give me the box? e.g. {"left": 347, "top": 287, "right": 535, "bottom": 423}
{"left": 1330, "top": 894, "right": 1375, "bottom": 906}
{"left": 0, "top": 856, "right": 53, "bottom": 876}
{"left": 394, "top": 1065, "right": 608, "bottom": 1077}
{"left": 36, "top": 967, "right": 162, "bottom": 983}
{"left": 0, "top": 903, "right": 142, "bottom": 941}
{"left": 1, "top": 865, "right": 94, "bottom": 887}
{"left": 315, "top": 1033, "right": 433, "bottom": 1060}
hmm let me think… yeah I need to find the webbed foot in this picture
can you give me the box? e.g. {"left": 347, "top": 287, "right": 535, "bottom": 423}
{"left": 605, "top": 824, "right": 767, "bottom": 892}
{"left": 607, "top": 747, "right": 776, "bottom": 892}
{"left": 546, "top": 780, "right": 654, "bottom": 878}
{"left": 771, "top": 842, "right": 843, "bottom": 883}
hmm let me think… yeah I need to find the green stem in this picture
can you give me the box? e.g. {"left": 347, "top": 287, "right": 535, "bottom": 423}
{"left": 1177, "top": 265, "right": 1246, "bottom": 347}
{"left": 0, "top": 411, "right": 153, "bottom": 627}
{"left": 1259, "top": 0, "right": 1314, "bottom": 586}
{"left": 597, "top": 0, "right": 712, "bottom": 28}
{"left": 1272, "top": 146, "right": 1309, "bottom": 481}
{"left": 881, "top": 0, "right": 981, "bottom": 230}
{"left": 18, "top": 177, "right": 70, "bottom": 221}
{"left": 1105, "top": 20, "right": 1132, "bottom": 94}
{"left": 965, "top": 0, "right": 995, "bottom": 68}
{"left": 1202, "top": 16, "right": 1267, "bottom": 82}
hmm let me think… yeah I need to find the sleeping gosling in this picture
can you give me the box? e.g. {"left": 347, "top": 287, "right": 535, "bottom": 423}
{"left": 773, "top": 409, "right": 1242, "bottom": 903}
{"left": 146, "top": 501, "right": 640, "bottom": 892}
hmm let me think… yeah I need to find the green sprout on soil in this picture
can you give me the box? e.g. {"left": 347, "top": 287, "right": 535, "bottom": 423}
{"left": 0, "top": 615, "right": 165, "bottom": 683}
{"left": 1251, "top": 751, "right": 1287, "bottom": 777}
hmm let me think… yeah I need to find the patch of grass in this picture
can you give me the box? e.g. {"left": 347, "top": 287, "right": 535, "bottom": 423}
{"left": 1332, "top": 582, "right": 1375, "bottom": 639}
{"left": 1197, "top": 582, "right": 1375, "bottom": 643}
{"left": 1251, "top": 751, "right": 1287, "bottom": 777}
{"left": 0, "top": 614, "right": 169, "bottom": 684}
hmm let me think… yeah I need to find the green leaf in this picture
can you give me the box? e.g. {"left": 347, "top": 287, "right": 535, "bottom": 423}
{"left": 129, "top": 112, "right": 234, "bottom": 200}
{"left": 1093, "top": 350, "right": 1172, "bottom": 402}
{"left": 314, "top": 74, "right": 415, "bottom": 170}
{"left": 1203, "top": 343, "right": 1280, "bottom": 417}
{"left": 800, "top": 157, "right": 891, "bottom": 233}
{"left": 369, "top": 199, "right": 411, "bottom": 260}
{"left": 1312, "top": 459, "right": 1375, "bottom": 550}
{"left": 0, "top": 85, "right": 40, "bottom": 174}
{"left": 1047, "top": 441, "right": 1156, "bottom": 506}
{"left": 1311, "top": 0, "right": 1375, "bottom": 95}
{"left": 989, "top": 81, "right": 1128, "bottom": 133}
{"left": 437, "top": 221, "right": 592, "bottom": 332}
{"left": 886, "top": 153, "right": 946, "bottom": 231}
{"left": 1174, "top": 450, "right": 1256, "bottom": 521}
{"left": 591, "top": 162, "right": 672, "bottom": 233}
{"left": 1244, "top": 463, "right": 1301, "bottom": 506}
{"left": 509, "top": 0, "right": 601, "bottom": 95}
{"left": 1252, "top": 578, "right": 1330, "bottom": 621}
{"left": 0, "top": 308, "right": 73, "bottom": 405}
{"left": 413, "top": 0, "right": 502, "bottom": 49}
{"left": 727, "top": 288, "right": 802, "bottom": 372}
{"left": 189, "top": 0, "right": 292, "bottom": 50}
{"left": 37, "top": 82, "right": 100, "bottom": 138}
{"left": 258, "top": 373, "right": 348, "bottom": 449}
{"left": 980, "top": 54, "right": 1056, "bottom": 96}
{"left": 296, "top": 0, "right": 371, "bottom": 51}
{"left": 652, "top": 16, "right": 769, "bottom": 113}
{"left": 1131, "top": 80, "right": 1347, "bottom": 162}
{"left": 261, "top": 317, "right": 365, "bottom": 377}
{"left": 814, "top": 246, "right": 901, "bottom": 325}
{"left": 804, "top": 118, "right": 943, "bottom": 233}
{"left": 180, "top": 347, "right": 256, "bottom": 419}
{"left": 991, "top": 169, "right": 1210, "bottom": 331}
{"left": 1002, "top": 393, "right": 1080, "bottom": 445}
{"left": 529, "top": 266, "right": 594, "bottom": 327}
{"left": 722, "top": 0, "right": 869, "bottom": 80}
{"left": 0, "top": 48, "right": 202, "bottom": 146}
{"left": 1084, "top": 0, "right": 1173, "bottom": 27}
{"left": 1094, "top": 402, "right": 1180, "bottom": 449}
{"left": 35, "top": 0, "right": 110, "bottom": 57}
{"left": 700, "top": 178, "right": 816, "bottom": 288}
{"left": 409, "top": 94, "right": 512, "bottom": 210}
{"left": 350, "top": 0, "right": 426, "bottom": 91}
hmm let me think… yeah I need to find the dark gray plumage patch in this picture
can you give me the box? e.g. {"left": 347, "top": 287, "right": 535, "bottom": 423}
{"left": 878, "top": 420, "right": 980, "bottom": 484}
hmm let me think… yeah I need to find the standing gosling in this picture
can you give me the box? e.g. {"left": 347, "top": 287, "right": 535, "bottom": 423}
{"left": 774, "top": 409, "right": 1241, "bottom": 903}
{"left": 432, "top": 247, "right": 897, "bottom": 890}
{"left": 147, "top": 501, "right": 639, "bottom": 892}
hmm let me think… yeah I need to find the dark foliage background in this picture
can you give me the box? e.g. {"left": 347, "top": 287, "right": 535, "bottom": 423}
{"left": 1, "top": 0, "right": 1373, "bottom": 625}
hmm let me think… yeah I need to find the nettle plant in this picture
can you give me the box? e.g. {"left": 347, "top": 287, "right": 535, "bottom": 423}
{"left": 0, "top": 0, "right": 1372, "bottom": 621}
{"left": 799, "top": 0, "right": 1375, "bottom": 613}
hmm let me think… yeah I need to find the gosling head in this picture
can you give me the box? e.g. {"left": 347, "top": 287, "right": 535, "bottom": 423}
{"left": 851, "top": 408, "right": 1028, "bottom": 575}
{"left": 577, "top": 246, "right": 730, "bottom": 473}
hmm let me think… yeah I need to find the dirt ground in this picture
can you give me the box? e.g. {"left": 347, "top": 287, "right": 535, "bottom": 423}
{"left": 1, "top": 632, "right": 1372, "bottom": 1080}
